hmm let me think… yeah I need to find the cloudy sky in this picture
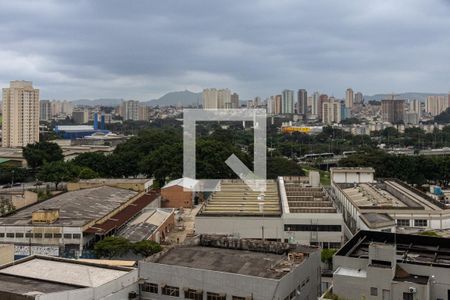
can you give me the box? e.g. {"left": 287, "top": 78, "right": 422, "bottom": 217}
{"left": 0, "top": 0, "right": 449, "bottom": 100}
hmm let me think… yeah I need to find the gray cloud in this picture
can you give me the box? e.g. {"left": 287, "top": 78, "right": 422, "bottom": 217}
{"left": 0, "top": 0, "right": 449, "bottom": 100}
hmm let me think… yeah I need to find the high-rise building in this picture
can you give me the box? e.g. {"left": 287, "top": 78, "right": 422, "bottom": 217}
{"left": 72, "top": 109, "right": 89, "bottom": 124}
{"left": 51, "top": 100, "right": 73, "bottom": 116}
{"left": 281, "top": 89, "right": 294, "bottom": 114}
{"left": 275, "top": 95, "right": 282, "bottom": 115}
{"left": 297, "top": 89, "right": 307, "bottom": 115}
{"left": 120, "top": 100, "right": 139, "bottom": 120}
{"left": 138, "top": 105, "right": 149, "bottom": 121}
{"left": 202, "top": 88, "right": 232, "bottom": 109}
{"left": 322, "top": 99, "right": 341, "bottom": 125}
{"left": 410, "top": 99, "right": 420, "bottom": 114}
{"left": 318, "top": 94, "right": 329, "bottom": 121}
{"left": 40, "top": 100, "right": 52, "bottom": 121}
{"left": 2, "top": 81, "right": 40, "bottom": 148}
{"left": 425, "top": 95, "right": 448, "bottom": 116}
{"left": 381, "top": 99, "right": 405, "bottom": 123}
{"left": 311, "top": 92, "right": 320, "bottom": 116}
{"left": 345, "top": 88, "right": 354, "bottom": 108}
{"left": 230, "top": 93, "right": 239, "bottom": 108}
{"left": 354, "top": 92, "right": 363, "bottom": 104}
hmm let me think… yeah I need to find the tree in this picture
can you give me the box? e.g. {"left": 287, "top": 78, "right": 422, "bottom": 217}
{"left": 79, "top": 167, "right": 100, "bottom": 179}
{"left": 321, "top": 248, "right": 337, "bottom": 270}
{"left": 23, "top": 141, "right": 64, "bottom": 169}
{"left": 94, "top": 236, "right": 131, "bottom": 259}
{"left": 37, "top": 161, "right": 80, "bottom": 189}
{"left": 267, "top": 156, "right": 305, "bottom": 179}
{"left": 132, "top": 240, "right": 162, "bottom": 257}
{"left": 72, "top": 152, "right": 110, "bottom": 176}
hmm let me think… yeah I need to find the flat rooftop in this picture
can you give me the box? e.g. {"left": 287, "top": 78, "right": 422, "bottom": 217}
{"left": 0, "top": 256, "right": 132, "bottom": 288}
{"left": 199, "top": 180, "right": 281, "bottom": 216}
{"left": 337, "top": 230, "right": 450, "bottom": 268}
{"left": 283, "top": 177, "right": 336, "bottom": 214}
{"left": 0, "top": 186, "right": 138, "bottom": 227}
{"left": 0, "top": 273, "right": 80, "bottom": 295}
{"left": 153, "top": 245, "right": 308, "bottom": 279}
{"left": 338, "top": 180, "right": 442, "bottom": 210}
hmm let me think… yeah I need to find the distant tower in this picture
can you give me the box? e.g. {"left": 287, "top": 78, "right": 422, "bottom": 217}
{"left": 345, "top": 88, "right": 354, "bottom": 108}
{"left": 297, "top": 89, "right": 307, "bottom": 115}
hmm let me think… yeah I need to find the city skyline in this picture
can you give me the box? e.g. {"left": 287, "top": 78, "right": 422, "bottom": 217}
{"left": 1, "top": 1, "right": 450, "bottom": 100}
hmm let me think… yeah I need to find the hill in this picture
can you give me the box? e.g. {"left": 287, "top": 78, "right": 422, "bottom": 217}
{"left": 145, "top": 90, "right": 201, "bottom": 107}
{"left": 364, "top": 92, "right": 447, "bottom": 103}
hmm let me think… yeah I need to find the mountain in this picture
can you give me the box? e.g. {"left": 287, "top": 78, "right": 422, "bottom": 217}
{"left": 71, "top": 98, "right": 123, "bottom": 106}
{"left": 364, "top": 93, "right": 448, "bottom": 103}
{"left": 145, "top": 90, "right": 201, "bottom": 107}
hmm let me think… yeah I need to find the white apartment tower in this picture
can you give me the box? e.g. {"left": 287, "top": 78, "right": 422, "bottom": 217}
{"left": 322, "top": 99, "right": 342, "bottom": 125}
{"left": 311, "top": 91, "right": 320, "bottom": 116}
{"left": 281, "top": 89, "right": 294, "bottom": 114}
{"left": 202, "top": 88, "right": 232, "bottom": 109}
{"left": 425, "top": 95, "right": 448, "bottom": 116}
{"left": 120, "top": 100, "right": 141, "bottom": 121}
{"left": 40, "top": 100, "right": 52, "bottom": 121}
{"left": 345, "top": 88, "right": 354, "bottom": 108}
{"left": 2, "top": 81, "right": 40, "bottom": 148}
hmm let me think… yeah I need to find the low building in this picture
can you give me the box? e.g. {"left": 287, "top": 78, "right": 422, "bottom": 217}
{"left": 330, "top": 167, "right": 375, "bottom": 184}
{"left": 0, "top": 186, "right": 146, "bottom": 257}
{"left": 331, "top": 174, "right": 450, "bottom": 235}
{"left": 161, "top": 177, "right": 199, "bottom": 208}
{"left": 196, "top": 178, "right": 344, "bottom": 248}
{"left": 71, "top": 132, "right": 128, "bottom": 147}
{"left": 54, "top": 125, "right": 110, "bottom": 140}
{"left": 331, "top": 230, "right": 450, "bottom": 300}
{"left": 139, "top": 235, "right": 321, "bottom": 300}
{"left": 0, "top": 190, "right": 38, "bottom": 216}
{"left": 119, "top": 208, "right": 175, "bottom": 243}
{"left": 0, "top": 255, "right": 138, "bottom": 299}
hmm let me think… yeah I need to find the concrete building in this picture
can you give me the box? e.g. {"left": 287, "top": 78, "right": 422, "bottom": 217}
{"left": 345, "top": 88, "right": 354, "bottom": 109}
{"left": 331, "top": 230, "right": 450, "bottom": 300}
{"left": 0, "top": 255, "right": 138, "bottom": 299}
{"left": 330, "top": 167, "right": 450, "bottom": 235}
{"left": 139, "top": 235, "right": 321, "bottom": 300}
{"left": 322, "top": 100, "right": 341, "bottom": 125}
{"left": 120, "top": 100, "right": 144, "bottom": 121}
{"left": 2, "top": 80, "right": 40, "bottom": 147}
{"left": 298, "top": 89, "right": 308, "bottom": 115}
{"left": 72, "top": 109, "right": 89, "bottom": 124}
{"left": 202, "top": 88, "right": 232, "bottom": 109}
{"left": 40, "top": 100, "right": 52, "bottom": 121}
{"left": 382, "top": 99, "right": 405, "bottom": 124}
{"left": 425, "top": 95, "right": 449, "bottom": 116}
{"left": 66, "top": 178, "right": 153, "bottom": 192}
{"left": 318, "top": 94, "right": 329, "bottom": 121}
{"left": 230, "top": 92, "right": 239, "bottom": 108}
{"left": 354, "top": 92, "right": 363, "bottom": 104}
{"left": 282, "top": 89, "right": 294, "bottom": 114}
{"left": 311, "top": 92, "right": 320, "bottom": 117}
{"left": 275, "top": 94, "right": 282, "bottom": 115}
{"left": 196, "top": 178, "right": 344, "bottom": 248}
{"left": 161, "top": 177, "right": 198, "bottom": 208}
{"left": 0, "top": 187, "right": 160, "bottom": 258}
{"left": 119, "top": 207, "right": 175, "bottom": 243}
{"left": 51, "top": 100, "right": 74, "bottom": 117}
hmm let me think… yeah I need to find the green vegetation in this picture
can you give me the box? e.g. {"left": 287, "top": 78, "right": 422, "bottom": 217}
{"left": 321, "top": 248, "right": 337, "bottom": 270}
{"left": 94, "top": 236, "right": 162, "bottom": 259}
{"left": 23, "top": 141, "right": 64, "bottom": 169}
{"left": 323, "top": 291, "right": 347, "bottom": 300}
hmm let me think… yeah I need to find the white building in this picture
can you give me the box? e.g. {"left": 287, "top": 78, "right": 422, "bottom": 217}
{"left": 139, "top": 235, "right": 321, "bottom": 300}
{"left": 330, "top": 230, "right": 450, "bottom": 300}
{"left": 425, "top": 95, "right": 448, "bottom": 116}
{"left": 2, "top": 80, "right": 40, "bottom": 147}
{"left": 202, "top": 88, "right": 232, "bottom": 109}
{"left": 345, "top": 88, "right": 354, "bottom": 109}
{"left": 322, "top": 100, "right": 341, "bottom": 125}
{"left": 282, "top": 89, "right": 294, "bottom": 114}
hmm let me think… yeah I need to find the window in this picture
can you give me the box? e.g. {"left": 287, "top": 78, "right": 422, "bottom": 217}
{"left": 72, "top": 234, "right": 81, "bottom": 239}
{"left": 141, "top": 283, "right": 158, "bottom": 294}
{"left": 0, "top": 233, "right": 4, "bottom": 238}
{"left": 15, "top": 233, "right": 24, "bottom": 238}
{"left": 44, "top": 233, "right": 52, "bottom": 238}
{"left": 64, "top": 234, "right": 72, "bottom": 239}
{"left": 397, "top": 219, "right": 410, "bottom": 227}
{"left": 34, "top": 233, "right": 42, "bottom": 238}
{"left": 162, "top": 285, "right": 179, "bottom": 297}
{"left": 289, "top": 290, "right": 297, "bottom": 300}
{"left": 370, "top": 287, "right": 378, "bottom": 296}
{"left": 6, "top": 233, "right": 14, "bottom": 238}
{"left": 25, "top": 232, "right": 32, "bottom": 238}
{"left": 284, "top": 224, "right": 341, "bottom": 232}
{"left": 414, "top": 219, "right": 427, "bottom": 227}
{"left": 403, "top": 292, "right": 413, "bottom": 300}
{"left": 54, "top": 233, "right": 62, "bottom": 238}
{"left": 232, "top": 296, "right": 246, "bottom": 300}
{"left": 185, "top": 289, "right": 203, "bottom": 300}
{"left": 207, "top": 292, "right": 226, "bottom": 300}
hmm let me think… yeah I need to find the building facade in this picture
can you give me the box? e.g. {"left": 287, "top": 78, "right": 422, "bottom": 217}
{"left": 345, "top": 88, "right": 354, "bottom": 109}
{"left": 2, "top": 81, "right": 40, "bottom": 148}
{"left": 381, "top": 99, "right": 405, "bottom": 123}
{"left": 40, "top": 100, "right": 52, "bottom": 121}
{"left": 425, "top": 95, "right": 448, "bottom": 116}
{"left": 282, "top": 89, "right": 294, "bottom": 114}
{"left": 298, "top": 89, "right": 308, "bottom": 115}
